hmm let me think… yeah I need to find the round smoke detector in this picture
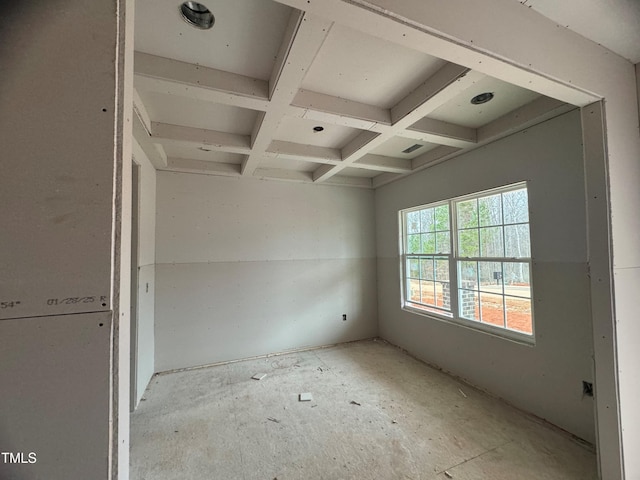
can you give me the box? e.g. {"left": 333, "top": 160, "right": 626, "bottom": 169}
{"left": 180, "top": 2, "right": 215, "bottom": 30}
{"left": 471, "top": 92, "right": 494, "bottom": 105}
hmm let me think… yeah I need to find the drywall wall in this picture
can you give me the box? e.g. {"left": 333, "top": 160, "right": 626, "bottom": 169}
{"left": 133, "top": 139, "right": 156, "bottom": 405}
{"left": 0, "top": 1, "right": 130, "bottom": 479}
{"left": 0, "top": 3, "right": 118, "bottom": 319}
{"left": 375, "top": 110, "right": 595, "bottom": 442}
{"left": 155, "top": 172, "right": 377, "bottom": 371}
{"left": 0, "top": 312, "right": 112, "bottom": 478}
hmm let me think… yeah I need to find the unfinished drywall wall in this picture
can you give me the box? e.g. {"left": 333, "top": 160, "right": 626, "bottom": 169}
{"left": 133, "top": 139, "right": 156, "bottom": 405}
{"left": 376, "top": 110, "right": 595, "bottom": 442}
{"left": 0, "top": 312, "right": 112, "bottom": 478}
{"left": 0, "top": 4, "right": 120, "bottom": 319}
{"left": 0, "top": 1, "right": 131, "bottom": 478}
{"left": 155, "top": 173, "right": 377, "bottom": 371}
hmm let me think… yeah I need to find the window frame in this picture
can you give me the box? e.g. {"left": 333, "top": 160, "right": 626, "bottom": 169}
{"left": 399, "top": 182, "right": 535, "bottom": 344}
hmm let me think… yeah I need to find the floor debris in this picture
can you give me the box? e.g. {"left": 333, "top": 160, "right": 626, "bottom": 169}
{"left": 299, "top": 392, "right": 313, "bottom": 402}
{"left": 318, "top": 367, "right": 323, "bottom": 372}
{"left": 252, "top": 373, "right": 267, "bottom": 380}
{"left": 267, "top": 417, "right": 280, "bottom": 423}
{"left": 444, "top": 471, "right": 453, "bottom": 478}
{"left": 392, "top": 420, "right": 398, "bottom": 424}
{"left": 458, "top": 388, "right": 467, "bottom": 398}
{"left": 350, "top": 401, "right": 361, "bottom": 406}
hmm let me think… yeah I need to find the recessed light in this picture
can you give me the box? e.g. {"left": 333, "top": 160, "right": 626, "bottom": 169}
{"left": 179, "top": 2, "right": 215, "bottom": 30}
{"left": 471, "top": 92, "right": 494, "bottom": 105}
{"left": 313, "top": 126, "right": 324, "bottom": 132}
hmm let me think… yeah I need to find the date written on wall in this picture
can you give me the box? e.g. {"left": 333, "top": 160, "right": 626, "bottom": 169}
{"left": 47, "top": 296, "right": 108, "bottom": 306}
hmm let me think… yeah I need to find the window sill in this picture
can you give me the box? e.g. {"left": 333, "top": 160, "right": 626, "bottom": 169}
{"left": 402, "top": 304, "right": 536, "bottom": 346}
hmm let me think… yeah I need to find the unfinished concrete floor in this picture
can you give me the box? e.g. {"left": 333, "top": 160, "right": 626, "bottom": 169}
{"left": 130, "top": 339, "right": 597, "bottom": 480}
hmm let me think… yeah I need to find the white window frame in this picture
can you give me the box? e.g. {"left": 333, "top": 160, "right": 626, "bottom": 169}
{"left": 399, "top": 182, "right": 535, "bottom": 344}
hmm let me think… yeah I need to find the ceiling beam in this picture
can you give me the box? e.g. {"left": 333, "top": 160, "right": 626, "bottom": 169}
{"left": 253, "top": 168, "right": 373, "bottom": 188}
{"left": 241, "top": 12, "right": 333, "bottom": 176}
{"left": 162, "top": 157, "right": 242, "bottom": 177}
{"left": 132, "top": 109, "right": 167, "bottom": 169}
{"left": 134, "top": 52, "right": 270, "bottom": 111}
{"left": 313, "top": 63, "right": 481, "bottom": 182}
{"left": 477, "top": 96, "right": 574, "bottom": 143}
{"left": 354, "top": 154, "right": 412, "bottom": 173}
{"left": 402, "top": 117, "right": 477, "bottom": 148}
{"left": 411, "top": 145, "right": 461, "bottom": 170}
{"left": 133, "top": 88, "right": 152, "bottom": 136}
{"left": 371, "top": 172, "right": 403, "bottom": 189}
{"left": 289, "top": 89, "right": 391, "bottom": 130}
{"left": 264, "top": 140, "right": 341, "bottom": 165}
{"left": 151, "top": 122, "right": 252, "bottom": 155}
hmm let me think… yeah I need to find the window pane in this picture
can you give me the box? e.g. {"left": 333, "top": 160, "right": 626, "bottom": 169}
{"left": 504, "top": 224, "right": 531, "bottom": 258}
{"left": 459, "top": 229, "right": 479, "bottom": 257}
{"left": 420, "top": 208, "right": 435, "bottom": 233}
{"left": 436, "top": 282, "right": 448, "bottom": 308}
{"left": 420, "top": 258, "right": 435, "bottom": 281}
{"left": 421, "top": 233, "right": 436, "bottom": 254}
{"left": 408, "top": 258, "right": 420, "bottom": 278}
{"left": 458, "top": 261, "right": 478, "bottom": 290}
{"left": 503, "top": 189, "right": 529, "bottom": 224}
{"left": 479, "top": 194, "right": 502, "bottom": 226}
{"left": 434, "top": 204, "right": 450, "bottom": 231}
{"left": 459, "top": 289, "right": 479, "bottom": 321}
{"left": 407, "top": 234, "right": 420, "bottom": 253}
{"left": 408, "top": 278, "right": 420, "bottom": 302}
{"left": 480, "top": 226, "right": 504, "bottom": 257}
{"left": 478, "top": 261, "right": 503, "bottom": 294}
{"left": 503, "top": 263, "right": 531, "bottom": 298}
{"left": 506, "top": 296, "right": 532, "bottom": 334}
{"left": 435, "top": 258, "right": 449, "bottom": 282}
{"left": 480, "top": 293, "right": 505, "bottom": 328}
{"left": 406, "top": 211, "right": 420, "bottom": 233}
{"left": 436, "top": 231, "right": 451, "bottom": 254}
{"left": 420, "top": 280, "right": 435, "bottom": 305}
{"left": 457, "top": 199, "right": 478, "bottom": 229}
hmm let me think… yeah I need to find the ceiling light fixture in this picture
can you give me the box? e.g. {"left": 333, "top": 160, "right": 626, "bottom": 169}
{"left": 313, "top": 126, "right": 324, "bottom": 132}
{"left": 179, "top": 2, "right": 215, "bottom": 30}
{"left": 471, "top": 92, "right": 494, "bottom": 105}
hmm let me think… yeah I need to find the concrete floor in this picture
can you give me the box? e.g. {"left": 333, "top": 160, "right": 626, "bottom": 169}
{"left": 130, "top": 339, "right": 597, "bottom": 480}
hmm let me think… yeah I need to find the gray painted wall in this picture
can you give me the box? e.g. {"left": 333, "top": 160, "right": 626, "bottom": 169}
{"left": 375, "top": 110, "right": 596, "bottom": 442}
{"left": 133, "top": 140, "right": 156, "bottom": 405}
{"left": 155, "top": 172, "right": 378, "bottom": 371}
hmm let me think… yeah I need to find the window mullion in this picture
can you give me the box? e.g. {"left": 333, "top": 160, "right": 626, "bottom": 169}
{"left": 449, "top": 199, "right": 460, "bottom": 318}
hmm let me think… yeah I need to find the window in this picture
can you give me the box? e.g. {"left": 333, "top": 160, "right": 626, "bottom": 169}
{"left": 400, "top": 183, "right": 534, "bottom": 341}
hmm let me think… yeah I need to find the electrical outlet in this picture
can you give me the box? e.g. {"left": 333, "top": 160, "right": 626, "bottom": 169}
{"left": 342, "top": 314, "right": 347, "bottom": 321}
{"left": 582, "top": 381, "right": 593, "bottom": 397}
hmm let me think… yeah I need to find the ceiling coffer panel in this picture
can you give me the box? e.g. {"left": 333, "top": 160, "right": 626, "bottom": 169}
{"left": 131, "top": 0, "right": 569, "bottom": 187}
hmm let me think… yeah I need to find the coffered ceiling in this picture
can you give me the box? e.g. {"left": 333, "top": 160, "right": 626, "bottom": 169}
{"left": 132, "top": 0, "right": 579, "bottom": 188}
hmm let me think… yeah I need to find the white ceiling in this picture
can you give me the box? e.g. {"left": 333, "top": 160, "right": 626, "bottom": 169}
{"left": 428, "top": 77, "right": 541, "bottom": 129}
{"left": 132, "top": 0, "right": 587, "bottom": 188}
{"left": 515, "top": 0, "right": 640, "bottom": 63}
{"left": 135, "top": 0, "right": 292, "bottom": 79}
{"left": 301, "top": 24, "right": 447, "bottom": 109}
